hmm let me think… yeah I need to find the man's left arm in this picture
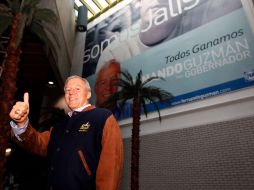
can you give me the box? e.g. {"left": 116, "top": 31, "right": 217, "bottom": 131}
{"left": 96, "top": 114, "right": 124, "bottom": 190}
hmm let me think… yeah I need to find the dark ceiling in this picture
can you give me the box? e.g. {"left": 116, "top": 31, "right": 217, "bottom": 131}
{"left": 0, "top": 30, "right": 64, "bottom": 127}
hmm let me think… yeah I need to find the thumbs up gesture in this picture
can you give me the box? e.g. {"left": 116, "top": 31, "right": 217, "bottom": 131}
{"left": 9, "top": 92, "right": 30, "bottom": 127}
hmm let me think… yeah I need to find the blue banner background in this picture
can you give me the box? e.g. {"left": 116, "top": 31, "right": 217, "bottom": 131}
{"left": 84, "top": 1, "right": 254, "bottom": 119}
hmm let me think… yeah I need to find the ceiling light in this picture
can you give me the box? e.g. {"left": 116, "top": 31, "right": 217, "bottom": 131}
{"left": 48, "top": 81, "right": 54, "bottom": 85}
{"left": 5, "top": 148, "right": 12, "bottom": 157}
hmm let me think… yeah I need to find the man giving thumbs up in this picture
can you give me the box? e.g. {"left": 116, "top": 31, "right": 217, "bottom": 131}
{"left": 9, "top": 92, "right": 29, "bottom": 127}
{"left": 9, "top": 75, "right": 123, "bottom": 190}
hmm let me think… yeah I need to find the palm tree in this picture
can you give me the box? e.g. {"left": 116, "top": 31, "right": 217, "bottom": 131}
{"left": 101, "top": 70, "right": 173, "bottom": 190}
{"left": 0, "top": 0, "right": 59, "bottom": 188}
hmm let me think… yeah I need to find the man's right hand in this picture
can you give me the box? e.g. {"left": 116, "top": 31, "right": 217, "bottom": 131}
{"left": 9, "top": 92, "right": 30, "bottom": 127}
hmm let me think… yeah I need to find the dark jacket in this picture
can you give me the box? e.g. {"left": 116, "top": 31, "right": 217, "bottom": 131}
{"left": 13, "top": 105, "right": 123, "bottom": 190}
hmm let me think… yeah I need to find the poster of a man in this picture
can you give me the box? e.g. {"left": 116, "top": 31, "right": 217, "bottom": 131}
{"left": 83, "top": 0, "right": 254, "bottom": 120}
{"left": 95, "top": 59, "right": 120, "bottom": 109}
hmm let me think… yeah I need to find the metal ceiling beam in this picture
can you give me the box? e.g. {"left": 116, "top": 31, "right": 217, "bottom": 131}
{"left": 79, "top": 0, "right": 96, "bottom": 15}
{"left": 74, "top": 0, "right": 123, "bottom": 22}
{"left": 93, "top": 0, "right": 104, "bottom": 10}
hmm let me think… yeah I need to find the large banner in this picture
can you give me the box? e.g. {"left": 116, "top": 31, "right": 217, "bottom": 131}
{"left": 83, "top": 0, "right": 254, "bottom": 119}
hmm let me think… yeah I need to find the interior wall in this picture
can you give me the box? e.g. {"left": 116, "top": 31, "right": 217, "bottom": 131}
{"left": 39, "top": 0, "right": 76, "bottom": 81}
{"left": 55, "top": 0, "right": 76, "bottom": 64}
{"left": 71, "top": 32, "right": 86, "bottom": 76}
{"left": 119, "top": 87, "right": 254, "bottom": 189}
{"left": 120, "top": 115, "right": 254, "bottom": 190}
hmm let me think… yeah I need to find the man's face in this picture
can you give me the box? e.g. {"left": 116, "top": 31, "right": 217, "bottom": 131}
{"left": 95, "top": 63, "right": 120, "bottom": 106}
{"left": 64, "top": 78, "right": 91, "bottom": 110}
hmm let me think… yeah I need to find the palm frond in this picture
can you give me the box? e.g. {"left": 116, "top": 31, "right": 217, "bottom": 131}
{"left": 113, "top": 97, "right": 131, "bottom": 117}
{"left": 24, "top": 0, "right": 41, "bottom": 7}
{"left": 33, "top": 8, "right": 57, "bottom": 25}
{"left": 25, "top": 8, "right": 34, "bottom": 26}
{"left": 33, "top": 19, "right": 60, "bottom": 48}
{"left": 142, "top": 87, "right": 173, "bottom": 101}
{"left": 21, "top": 0, "right": 40, "bottom": 14}
{"left": 0, "top": 3, "right": 11, "bottom": 13}
{"left": 121, "top": 70, "right": 134, "bottom": 86}
{"left": 6, "top": 0, "right": 11, "bottom": 8}
{"left": 102, "top": 69, "right": 174, "bottom": 121}
{"left": 9, "top": 0, "right": 20, "bottom": 14}
{"left": 145, "top": 96, "right": 162, "bottom": 121}
{"left": 0, "top": 15, "right": 12, "bottom": 36}
{"left": 141, "top": 98, "right": 148, "bottom": 117}
{"left": 117, "top": 78, "right": 132, "bottom": 89}
{"left": 99, "top": 91, "right": 119, "bottom": 108}
{"left": 142, "top": 76, "right": 165, "bottom": 87}
{"left": 135, "top": 70, "right": 142, "bottom": 89}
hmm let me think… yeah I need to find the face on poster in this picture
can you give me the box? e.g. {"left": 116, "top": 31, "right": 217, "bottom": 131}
{"left": 83, "top": 0, "right": 254, "bottom": 119}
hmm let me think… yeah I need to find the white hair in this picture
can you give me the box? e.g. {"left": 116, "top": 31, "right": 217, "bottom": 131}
{"left": 96, "top": 59, "right": 121, "bottom": 75}
{"left": 64, "top": 75, "right": 91, "bottom": 91}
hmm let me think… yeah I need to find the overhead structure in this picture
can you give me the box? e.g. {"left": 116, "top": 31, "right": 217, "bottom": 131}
{"left": 74, "top": 0, "right": 122, "bottom": 22}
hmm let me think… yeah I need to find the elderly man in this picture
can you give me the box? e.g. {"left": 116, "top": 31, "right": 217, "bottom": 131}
{"left": 95, "top": 59, "right": 133, "bottom": 119}
{"left": 9, "top": 75, "right": 123, "bottom": 190}
{"left": 95, "top": 59, "right": 120, "bottom": 109}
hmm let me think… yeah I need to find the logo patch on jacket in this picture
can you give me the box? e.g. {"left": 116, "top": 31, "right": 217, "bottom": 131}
{"left": 79, "top": 122, "right": 90, "bottom": 132}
